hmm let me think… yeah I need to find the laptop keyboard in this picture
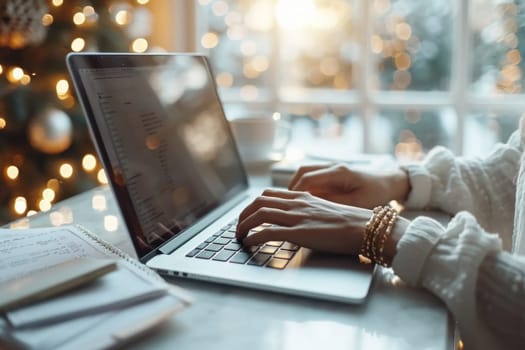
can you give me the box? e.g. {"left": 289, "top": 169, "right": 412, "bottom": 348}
{"left": 185, "top": 219, "right": 299, "bottom": 269}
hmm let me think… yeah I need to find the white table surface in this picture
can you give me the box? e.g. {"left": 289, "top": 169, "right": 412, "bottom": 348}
{"left": 7, "top": 173, "right": 456, "bottom": 350}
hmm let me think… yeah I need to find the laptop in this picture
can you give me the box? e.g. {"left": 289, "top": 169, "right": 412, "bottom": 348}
{"left": 66, "top": 52, "right": 375, "bottom": 303}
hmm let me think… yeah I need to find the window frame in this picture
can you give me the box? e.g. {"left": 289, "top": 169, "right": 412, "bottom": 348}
{"left": 169, "top": 0, "right": 525, "bottom": 155}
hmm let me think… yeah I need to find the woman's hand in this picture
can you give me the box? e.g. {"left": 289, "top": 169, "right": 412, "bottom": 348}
{"left": 288, "top": 163, "right": 411, "bottom": 209}
{"left": 236, "top": 188, "right": 409, "bottom": 263}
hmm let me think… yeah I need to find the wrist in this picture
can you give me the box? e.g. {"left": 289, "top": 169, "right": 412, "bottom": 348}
{"left": 389, "top": 168, "right": 411, "bottom": 203}
{"left": 382, "top": 216, "right": 409, "bottom": 266}
{"left": 359, "top": 206, "right": 408, "bottom": 267}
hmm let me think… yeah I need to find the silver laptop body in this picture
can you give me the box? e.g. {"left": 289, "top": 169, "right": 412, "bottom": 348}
{"left": 66, "top": 52, "right": 374, "bottom": 303}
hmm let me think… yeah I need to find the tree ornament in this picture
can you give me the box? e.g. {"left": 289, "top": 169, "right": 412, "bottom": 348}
{"left": 28, "top": 108, "right": 73, "bottom": 154}
{"left": 0, "top": 0, "right": 48, "bottom": 49}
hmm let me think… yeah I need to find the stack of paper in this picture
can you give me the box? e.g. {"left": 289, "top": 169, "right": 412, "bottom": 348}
{"left": 0, "top": 225, "right": 192, "bottom": 350}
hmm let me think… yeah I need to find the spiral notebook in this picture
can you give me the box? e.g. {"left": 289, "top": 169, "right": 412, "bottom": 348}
{"left": 0, "top": 225, "right": 192, "bottom": 350}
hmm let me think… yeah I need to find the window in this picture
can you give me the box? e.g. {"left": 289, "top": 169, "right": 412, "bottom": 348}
{"left": 173, "top": 0, "right": 525, "bottom": 159}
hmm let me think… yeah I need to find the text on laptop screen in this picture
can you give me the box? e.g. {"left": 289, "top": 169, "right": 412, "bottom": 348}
{"left": 76, "top": 55, "right": 247, "bottom": 258}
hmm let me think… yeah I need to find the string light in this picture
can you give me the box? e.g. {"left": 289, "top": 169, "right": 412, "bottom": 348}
{"left": 38, "top": 199, "right": 52, "bottom": 212}
{"left": 394, "top": 52, "right": 411, "bottom": 70}
{"left": 71, "top": 38, "right": 86, "bottom": 52}
{"left": 73, "top": 12, "right": 86, "bottom": 25}
{"left": 201, "top": 32, "right": 219, "bottom": 49}
{"left": 507, "top": 49, "right": 521, "bottom": 65}
{"left": 252, "top": 56, "right": 269, "bottom": 72}
{"left": 47, "top": 178, "right": 60, "bottom": 191}
{"left": 42, "top": 188, "right": 56, "bottom": 202}
{"left": 0, "top": 0, "right": 155, "bottom": 224}
{"left": 20, "top": 75, "right": 31, "bottom": 85}
{"left": 212, "top": 1, "right": 229, "bottom": 16}
{"left": 56, "top": 79, "right": 69, "bottom": 99}
{"left": 27, "top": 210, "right": 37, "bottom": 217}
{"left": 131, "top": 38, "right": 148, "bottom": 52}
{"left": 59, "top": 163, "right": 73, "bottom": 178}
{"left": 7, "top": 67, "right": 24, "bottom": 83}
{"left": 82, "top": 154, "right": 97, "bottom": 171}
{"left": 83, "top": 6, "right": 95, "bottom": 16}
{"left": 115, "top": 10, "right": 131, "bottom": 25}
{"left": 14, "top": 197, "right": 27, "bottom": 215}
{"left": 42, "top": 14, "right": 54, "bottom": 26}
{"left": 97, "top": 169, "right": 108, "bottom": 184}
{"left": 243, "top": 64, "right": 259, "bottom": 79}
{"left": 6, "top": 165, "right": 19, "bottom": 180}
{"left": 395, "top": 22, "right": 412, "bottom": 41}
{"left": 216, "top": 72, "right": 233, "bottom": 87}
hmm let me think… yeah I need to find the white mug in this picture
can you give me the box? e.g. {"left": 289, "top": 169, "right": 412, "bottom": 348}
{"left": 229, "top": 113, "right": 291, "bottom": 164}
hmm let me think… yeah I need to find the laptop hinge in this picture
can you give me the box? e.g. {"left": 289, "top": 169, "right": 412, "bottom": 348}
{"left": 155, "top": 192, "right": 249, "bottom": 256}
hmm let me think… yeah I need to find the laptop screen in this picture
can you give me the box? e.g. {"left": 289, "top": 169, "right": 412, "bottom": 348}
{"left": 68, "top": 54, "right": 248, "bottom": 259}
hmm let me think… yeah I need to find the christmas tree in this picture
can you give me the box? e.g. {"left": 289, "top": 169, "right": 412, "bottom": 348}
{"left": 0, "top": 0, "right": 152, "bottom": 224}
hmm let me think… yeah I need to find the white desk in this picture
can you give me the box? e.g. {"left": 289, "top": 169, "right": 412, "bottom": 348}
{"left": 8, "top": 178, "right": 456, "bottom": 350}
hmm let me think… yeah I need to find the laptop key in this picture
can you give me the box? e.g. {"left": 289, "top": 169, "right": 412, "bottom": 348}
{"left": 185, "top": 248, "right": 201, "bottom": 258}
{"left": 274, "top": 250, "right": 295, "bottom": 260}
{"left": 197, "top": 242, "right": 208, "bottom": 250}
{"left": 281, "top": 242, "right": 299, "bottom": 251}
{"left": 265, "top": 241, "right": 283, "bottom": 247}
{"left": 204, "top": 236, "right": 216, "bottom": 244}
{"left": 267, "top": 258, "right": 289, "bottom": 269}
{"left": 205, "top": 243, "right": 223, "bottom": 252}
{"left": 212, "top": 250, "right": 235, "bottom": 262}
{"left": 230, "top": 251, "right": 252, "bottom": 264}
{"left": 213, "top": 237, "right": 230, "bottom": 245}
{"left": 221, "top": 231, "right": 236, "bottom": 239}
{"left": 248, "top": 253, "right": 272, "bottom": 266}
{"left": 259, "top": 246, "right": 278, "bottom": 255}
{"left": 224, "top": 242, "right": 242, "bottom": 251}
{"left": 196, "top": 250, "right": 216, "bottom": 260}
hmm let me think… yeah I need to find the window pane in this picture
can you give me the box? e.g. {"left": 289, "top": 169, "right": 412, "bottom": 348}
{"left": 470, "top": 0, "right": 524, "bottom": 95}
{"left": 284, "top": 108, "right": 365, "bottom": 156}
{"left": 464, "top": 111, "right": 521, "bottom": 156}
{"left": 370, "top": 109, "right": 457, "bottom": 159}
{"left": 277, "top": 0, "right": 358, "bottom": 91}
{"left": 199, "top": 0, "right": 274, "bottom": 94}
{"left": 371, "top": 0, "right": 453, "bottom": 91}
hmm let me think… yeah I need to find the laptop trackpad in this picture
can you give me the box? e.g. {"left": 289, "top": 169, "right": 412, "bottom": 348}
{"left": 302, "top": 251, "right": 372, "bottom": 271}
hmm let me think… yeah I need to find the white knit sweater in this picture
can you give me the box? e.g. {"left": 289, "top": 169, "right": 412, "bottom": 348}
{"left": 392, "top": 118, "right": 525, "bottom": 349}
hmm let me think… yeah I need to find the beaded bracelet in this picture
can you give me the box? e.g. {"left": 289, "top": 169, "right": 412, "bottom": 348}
{"left": 371, "top": 208, "right": 394, "bottom": 264}
{"left": 359, "top": 206, "right": 382, "bottom": 264}
{"left": 359, "top": 205, "right": 398, "bottom": 267}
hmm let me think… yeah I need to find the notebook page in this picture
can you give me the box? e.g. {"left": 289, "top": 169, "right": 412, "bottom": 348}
{"left": 0, "top": 227, "right": 109, "bottom": 283}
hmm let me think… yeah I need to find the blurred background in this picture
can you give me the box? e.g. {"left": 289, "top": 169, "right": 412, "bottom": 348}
{"left": 1, "top": 0, "right": 525, "bottom": 224}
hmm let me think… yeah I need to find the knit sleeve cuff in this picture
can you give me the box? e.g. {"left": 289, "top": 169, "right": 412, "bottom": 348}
{"left": 401, "top": 163, "right": 433, "bottom": 209}
{"left": 391, "top": 216, "right": 445, "bottom": 286}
